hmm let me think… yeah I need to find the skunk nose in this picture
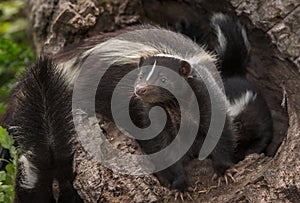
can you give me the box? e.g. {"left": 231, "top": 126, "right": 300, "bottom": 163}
{"left": 136, "top": 87, "right": 147, "bottom": 96}
{"left": 135, "top": 84, "right": 148, "bottom": 96}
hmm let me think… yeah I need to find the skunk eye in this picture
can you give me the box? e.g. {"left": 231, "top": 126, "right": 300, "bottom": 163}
{"left": 180, "top": 61, "right": 191, "bottom": 76}
{"left": 161, "top": 77, "right": 167, "bottom": 83}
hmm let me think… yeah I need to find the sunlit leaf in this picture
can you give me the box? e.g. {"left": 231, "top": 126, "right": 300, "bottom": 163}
{"left": 0, "top": 127, "right": 14, "bottom": 149}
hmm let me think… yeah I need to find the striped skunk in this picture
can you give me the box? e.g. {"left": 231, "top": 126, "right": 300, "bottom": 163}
{"left": 1, "top": 59, "right": 83, "bottom": 202}
{"left": 0, "top": 13, "right": 273, "bottom": 201}
{"left": 0, "top": 26, "right": 230, "bottom": 200}
{"left": 131, "top": 14, "right": 273, "bottom": 191}
{"left": 134, "top": 55, "right": 236, "bottom": 191}
{"left": 6, "top": 25, "right": 236, "bottom": 196}
{"left": 211, "top": 14, "right": 273, "bottom": 162}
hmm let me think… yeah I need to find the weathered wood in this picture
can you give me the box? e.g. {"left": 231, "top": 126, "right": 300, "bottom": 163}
{"left": 72, "top": 111, "right": 169, "bottom": 202}
{"left": 232, "top": 0, "right": 300, "bottom": 67}
{"left": 24, "top": 0, "right": 300, "bottom": 202}
{"left": 25, "top": 0, "right": 142, "bottom": 56}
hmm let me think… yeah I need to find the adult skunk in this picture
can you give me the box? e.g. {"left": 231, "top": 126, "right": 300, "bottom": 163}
{"left": 211, "top": 13, "right": 273, "bottom": 161}
{"left": 133, "top": 55, "right": 236, "bottom": 192}
{"left": 0, "top": 24, "right": 235, "bottom": 197}
{"left": 52, "top": 25, "right": 237, "bottom": 193}
{"left": 1, "top": 58, "right": 83, "bottom": 203}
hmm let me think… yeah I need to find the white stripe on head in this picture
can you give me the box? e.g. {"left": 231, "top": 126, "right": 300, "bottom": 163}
{"left": 146, "top": 60, "right": 157, "bottom": 81}
{"left": 228, "top": 90, "right": 257, "bottom": 117}
{"left": 19, "top": 155, "right": 38, "bottom": 189}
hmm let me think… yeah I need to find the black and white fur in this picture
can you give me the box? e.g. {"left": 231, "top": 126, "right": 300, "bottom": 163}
{"left": 212, "top": 13, "right": 273, "bottom": 161}
{"left": 52, "top": 26, "right": 236, "bottom": 192}
{"left": 3, "top": 58, "right": 83, "bottom": 203}
{"left": 0, "top": 14, "right": 273, "bottom": 200}
{"left": 133, "top": 55, "right": 235, "bottom": 191}
{"left": 0, "top": 26, "right": 233, "bottom": 197}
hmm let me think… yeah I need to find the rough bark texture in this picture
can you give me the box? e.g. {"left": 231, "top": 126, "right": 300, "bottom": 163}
{"left": 24, "top": 0, "right": 300, "bottom": 202}
{"left": 231, "top": 0, "right": 300, "bottom": 67}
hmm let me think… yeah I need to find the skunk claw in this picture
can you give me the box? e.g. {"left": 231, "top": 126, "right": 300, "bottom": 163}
{"left": 213, "top": 167, "right": 238, "bottom": 186}
{"left": 171, "top": 189, "right": 194, "bottom": 202}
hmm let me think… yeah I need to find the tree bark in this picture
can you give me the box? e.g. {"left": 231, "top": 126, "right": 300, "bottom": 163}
{"left": 24, "top": 0, "right": 300, "bottom": 202}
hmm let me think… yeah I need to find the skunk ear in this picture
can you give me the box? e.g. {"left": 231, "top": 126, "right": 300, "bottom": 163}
{"left": 139, "top": 57, "right": 145, "bottom": 67}
{"left": 179, "top": 60, "right": 191, "bottom": 76}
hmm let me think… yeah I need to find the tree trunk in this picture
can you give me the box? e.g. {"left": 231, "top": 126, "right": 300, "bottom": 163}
{"left": 25, "top": 0, "right": 300, "bottom": 202}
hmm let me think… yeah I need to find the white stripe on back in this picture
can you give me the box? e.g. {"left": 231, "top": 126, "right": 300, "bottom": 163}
{"left": 227, "top": 90, "right": 257, "bottom": 117}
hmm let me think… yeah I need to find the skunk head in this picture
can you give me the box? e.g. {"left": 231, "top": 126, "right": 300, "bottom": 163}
{"left": 134, "top": 55, "right": 192, "bottom": 103}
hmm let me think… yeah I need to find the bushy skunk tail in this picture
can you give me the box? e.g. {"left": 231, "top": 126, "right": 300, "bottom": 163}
{"left": 211, "top": 13, "right": 251, "bottom": 77}
{"left": 9, "top": 58, "right": 82, "bottom": 203}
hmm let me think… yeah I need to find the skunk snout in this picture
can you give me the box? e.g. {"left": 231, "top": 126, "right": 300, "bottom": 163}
{"left": 135, "top": 84, "right": 148, "bottom": 96}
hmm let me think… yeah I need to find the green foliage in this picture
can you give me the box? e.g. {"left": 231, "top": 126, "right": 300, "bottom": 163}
{"left": 0, "top": 0, "right": 34, "bottom": 117}
{"left": 0, "top": 0, "right": 27, "bottom": 40}
{"left": 0, "top": 1, "right": 34, "bottom": 202}
{"left": 0, "top": 127, "right": 18, "bottom": 203}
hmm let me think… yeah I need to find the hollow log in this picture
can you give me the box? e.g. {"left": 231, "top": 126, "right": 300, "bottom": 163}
{"left": 24, "top": 0, "right": 300, "bottom": 202}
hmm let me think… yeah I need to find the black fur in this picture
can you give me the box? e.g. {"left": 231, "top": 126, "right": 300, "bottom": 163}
{"left": 95, "top": 63, "right": 139, "bottom": 120}
{"left": 224, "top": 78, "right": 273, "bottom": 162}
{"left": 211, "top": 14, "right": 250, "bottom": 77}
{"left": 6, "top": 58, "right": 82, "bottom": 203}
{"left": 212, "top": 14, "right": 273, "bottom": 161}
{"left": 0, "top": 16, "right": 273, "bottom": 199}
{"left": 174, "top": 18, "right": 210, "bottom": 46}
{"left": 134, "top": 56, "right": 235, "bottom": 191}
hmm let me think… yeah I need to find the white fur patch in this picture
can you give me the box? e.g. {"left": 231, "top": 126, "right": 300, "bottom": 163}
{"left": 241, "top": 28, "right": 250, "bottom": 52}
{"left": 82, "top": 39, "right": 159, "bottom": 65}
{"left": 146, "top": 60, "right": 157, "bottom": 81}
{"left": 57, "top": 58, "right": 81, "bottom": 86}
{"left": 228, "top": 90, "right": 257, "bottom": 117}
{"left": 211, "top": 13, "right": 228, "bottom": 54}
{"left": 212, "top": 13, "right": 228, "bottom": 22}
{"left": 216, "top": 25, "right": 227, "bottom": 52}
{"left": 154, "top": 53, "right": 184, "bottom": 60}
{"left": 19, "top": 155, "right": 38, "bottom": 189}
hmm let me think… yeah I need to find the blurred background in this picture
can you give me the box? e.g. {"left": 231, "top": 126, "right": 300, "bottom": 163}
{"left": 0, "top": 0, "right": 34, "bottom": 118}
{"left": 0, "top": 1, "right": 33, "bottom": 202}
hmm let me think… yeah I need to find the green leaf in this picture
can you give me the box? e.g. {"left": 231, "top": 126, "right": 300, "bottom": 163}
{"left": 0, "top": 172, "right": 6, "bottom": 182}
{"left": 0, "top": 185, "right": 12, "bottom": 192}
{"left": 0, "top": 127, "right": 14, "bottom": 149}
{"left": 5, "top": 164, "right": 16, "bottom": 184}
{"left": 0, "top": 1, "right": 24, "bottom": 21}
{"left": 0, "top": 192, "right": 4, "bottom": 202}
{"left": 1, "top": 19, "right": 27, "bottom": 35}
